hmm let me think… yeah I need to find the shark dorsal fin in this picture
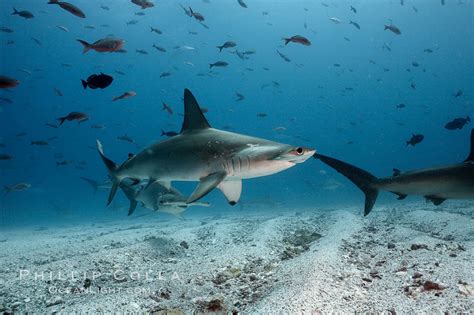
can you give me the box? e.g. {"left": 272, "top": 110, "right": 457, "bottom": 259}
{"left": 465, "top": 129, "right": 474, "bottom": 163}
{"left": 181, "top": 89, "right": 211, "bottom": 133}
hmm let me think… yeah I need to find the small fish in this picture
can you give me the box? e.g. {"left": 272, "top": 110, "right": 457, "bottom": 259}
{"left": 84, "top": 25, "right": 96, "bottom": 29}
{"left": 82, "top": 73, "right": 113, "bottom": 89}
{"left": 100, "top": 5, "right": 110, "bottom": 10}
{"left": 112, "top": 91, "right": 136, "bottom": 101}
{"left": 126, "top": 20, "right": 139, "bottom": 25}
{"left": 453, "top": 90, "right": 463, "bottom": 98}
{"left": 406, "top": 134, "right": 424, "bottom": 146}
{"left": 0, "top": 154, "right": 12, "bottom": 161}
{"left": 56, "top": 25, "right": 69, "bottom": 32}
{"left": 217, "top": 41, "right": 236, "bottom": 52}
{"left": 0, "top": 27, "right": 14, "bottom": 33}
{"left": 12, "top": 8, "right": 34, "bottom": 19}
{"left": 152, "top": 44, "right": 166, "bottom": 52}
{"left": 57, "top": 111, "right": 89, "bottom": 125}
{"left": 410, "top": 82, "right": 416, "bottom": 90}
{"left": 31, "top": 140, "right": 49, "bottom": 146}
{"left": 237, "top": 0, "right": 247, "bottom": 8}
{"left": 283, "top": 35, "right": 311, "bottom": 46}
{"left": 412, "top": 61, "right": 419, "bottom": 67}
{"left": 396, "top": 103, "right": 406, "bottom": 109}
{"left": 160, "top": 72, "right": 171, "bottom": 78}
{"left": 329, "top": 17, "right": 342, "bottom": 24}
{"left": 117, "top": 135, "right": 134, "bottom": 143}
{"left": 54, "top": 87, "right": 63, "bottom": 96}
{"left": 48, "top": 0, "right": 86, "bottom": 18}
{"left": 0, "top": 76, "right": 20, "bottom": 89}
{"left": 135, "top": 11, "right": 145, "bottom": 16}
{"left": 445, "top": 116, "right": 470, "bottom": 130}
{"left": 56, "top": 160, "right": 69, "bottom": 166}
{"left": 162, "top": 102, "right": 173, "bottom": 115}
{"left": 161, "top": 130, "right": 178, "bottom": 137}
{"left": 349, "top": 21, "right": 360, "bottom": 29}
{"left": 150, "top": 27, "right": 162, "bottom": 34}
{"left": 235, "top": 92, "right": 245, "bottom": 102}
{"left": 384, "top": 24, "right": 401, "bottom": 35}
{"left": 136, "top": 49, "right": 148, "bottom": 55}
{"left": 4, "top": 183, "right": 31, "bottom": 194}
{"left": 209, "top": 61, "right": 228, "bottom": 68}
{"left": 131, "top": 0, "right": 154, "bottom": 9}
{"left": 115, "top": 70, "right": 126, "bottom": 75}
{"left": 16, "top": 132, "right": 27, "bottom": 137}
{"left": 276, "top": 50, "right": 291, "bottom": 62}
{"left": 31, "top": 37, "right": 42, "bottom": 46}
{"left": 424, "top": 48, "right": 433, "bottom": 53}
{"left": 45, "top": 122, "right": 59, "bottom": 128}
{"left": 382, "top": 42, "right": 392, "bottom": 51}
{"left": 350, "top": 5, "right": 357, "bottom": 13}
{"left": 189, "top": 7, "right": 205, "bottom": 22}
{"left": 77, "top": 38, "right": 124, "bottom": 54}
{"left": 257, "top": 112, "right": 267, "bottom": 117}
{"left": 91, "top": 124, "right": 106, "bottom": 129}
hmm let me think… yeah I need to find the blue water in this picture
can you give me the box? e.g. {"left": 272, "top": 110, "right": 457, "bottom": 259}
{"left": 0, "top": 0, "right": 472, "bottom": 227}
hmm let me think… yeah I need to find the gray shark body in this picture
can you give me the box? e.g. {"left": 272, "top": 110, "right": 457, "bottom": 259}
{"left": 315, "top": 129, "right": 474, "bottom": 215}
{"left": 119, "top": 181, "right": 209, "bottom": 217}
{"left": 98, "top": 89, "right": 315, "bottom": 206}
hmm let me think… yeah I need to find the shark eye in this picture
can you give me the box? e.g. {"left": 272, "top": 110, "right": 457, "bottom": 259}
{"left": 295, "top": 147, "right": 304, "bottom": 155}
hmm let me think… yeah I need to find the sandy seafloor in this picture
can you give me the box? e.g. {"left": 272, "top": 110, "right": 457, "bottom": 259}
{"left": 0, "top": 201, "right": 473, "bottom": 313}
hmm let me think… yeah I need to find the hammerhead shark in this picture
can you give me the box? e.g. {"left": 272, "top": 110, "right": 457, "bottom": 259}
{"left": 98, "top": 89, "right": 315, "bottom": 206}
{"left": 314, "top": 129, "right": 474, "bottom": 216}
{"left": 119, "top": 181, "right": 209, "bottom": 217}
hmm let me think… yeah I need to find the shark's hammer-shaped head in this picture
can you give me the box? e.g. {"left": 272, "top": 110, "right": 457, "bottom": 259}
{"left": 274, "top": 146, "right": 316, "bottom": 164}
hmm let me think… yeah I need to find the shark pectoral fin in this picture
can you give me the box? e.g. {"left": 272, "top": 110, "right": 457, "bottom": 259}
{"left": 217, "top": 180, "right": 242, "bottom": 205}
{"left": 158, "top": 181, "right": 171, "bottom": 190}
{"left": 425, "top": 196, "right": 446, "bottom": 206}
{"left": 128, "top": 199, "right": 138, "bottom": 216}
{"left": 391, "top": 192, "right": 407, "bottom": 200}
{"left": 187, "top": 172, "right": 226, "bottom": 203}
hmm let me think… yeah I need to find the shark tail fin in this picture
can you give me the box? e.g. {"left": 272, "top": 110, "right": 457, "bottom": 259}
{"left": 464, "top": 129, "right": 474, "bottom": 162}
{"left": 96, "top": 140, "right": 120, "bottom": 206}
{"left": 314, "top": 153, "right": 379, "bottom": 216}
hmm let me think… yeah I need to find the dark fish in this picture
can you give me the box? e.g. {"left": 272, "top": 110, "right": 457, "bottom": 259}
{"left": 349, "top": 21, "right": 360, "bottom": 29}
{"left": 131, "top": 0, "right": 154, "bottom": 9}
{"left": 406, "top": 134, "right": 424, "bottom": 146}
{"left": 0, "top": 97, "right": 13, "bottom": 104}
{"left": 161, "top": 130, "right": 178, "bottom": 137}
{"left": 160, "top": 72, "right": 171, "bottom": 78}
{"left": 54, "top": 87, "right": 63, "bottom": 96}
{"left": 4, "top": 183, "right": 31, "bottom": 193}
{"left": 45, "top": 122, "right": 59, "bottom": 128}
{"left": 81, "top": 73, "right": 113, "bottom": 89}
{"left": 12, "top": 8, "right": 34, "bottom": 19}
{"left": 235, "top": 93, "right": 245, "bottom": 101}
{"left": 350, "top": 5, "right": 357, "bottom": 13}
{"left": 257, "top": 112, "right": 267, "bottom": 117}
{"left": 136, "top": 49, "right": 148, "bottom": 55}
{"left": 100, "top": 5, "right": 110, "bottom": 10}
{"left": 57, "top": 111, "right": 89, "bottom": 125}
{"left": 396, "top": 103, "right": 406, "bottom": 109}
{"left": 276, "top": 50, "right": 291, "bottom": 62}
{"left": 424, "top": 48, "right": 433, "bottom": 53}
{"left": 189, "top": 7, "right": 205, "bottom": 21}
{"left": 0, "top": 27, "right": 14, "bottom": 33}
{"left": 410, "top": 82, "right": 416, "bottom": 90}
{"left": 150, "top": 27, "right": 162, "bottom": 34}
{"left": 16, "top": 132, "right": 27, "bottom": 137}
{"left": 0, "top": 154, "right": 12, "bottom": 161}
{"left": 91, "top": 124, "right": 106, "bottom": 129}
{"left": 126, "top": 20, "right": 139, "bottom": 25}
{"left": 117, "top": 135, "right": 134, "bottom": 143}
{"left": 445, "top": 116, "right": 470, "bottom": 130}
{"left": 412, "top": 61, "right": 419, "bottom": 67}
{"left": 31, "top": 37, "right": 42, "bottom": 46}
{"left": 217, "top": 41, "right": 236, "bottom": 52}
{"left": 209, "top": 61, "right": 228, "bottom": 68}
{"left": 48, "top": 0, "right": 86, "bottom": 18}
{"left": 453, "top": 90, "right": 463, "bottom": 98}
{"left": 31, "top": 140, "right": 49, "bottom": 146}
{"left": 152, "top": 44, "right": 166, "bottom": 52}
{"left": 237, "top": 0, "right": 247, "bottom": 8}
{"left": 56, "top": 160, "right": 69, "bottom": 166}
{"left": 0, "top": 76, "right": 19, "bottom": 89}
{"left": 76, "top": 38, "right": 124, "bottom": 54}
{"left": 135, "top": 11, "right": 145, "bottom": 16}
{"left": 384, "top": 24, "right": 401, "bottom": 35}
{"left": 162, "top": 102, "right": 173, "bottom": 115}
{"left": 283, "top": 35, "right": 311, "bottom": 46}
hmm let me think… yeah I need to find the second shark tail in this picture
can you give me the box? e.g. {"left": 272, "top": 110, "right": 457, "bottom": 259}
{"left": 119, "top": 182, "right": 139, "bottom": 216}
{"left": 314, "top": 153, "right": 379, "bottom": 216}
{"left": 96, "top": 140, "right": 120, "bottom": 206}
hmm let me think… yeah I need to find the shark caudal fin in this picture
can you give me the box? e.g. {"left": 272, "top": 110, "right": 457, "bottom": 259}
{"left": 314, "top": 153, "right": 379, "bottom": 216}
{"left": 119, "top": 182, "right": 139, "bottom": 216}
{"left": 465, "top": 129, "right": 474, "bottom": 163}
{"left": 181, "top": 89, "right": 211, "bottom": 133}
{"left": 96, "top": 140, "right": 120, "bottom": 206}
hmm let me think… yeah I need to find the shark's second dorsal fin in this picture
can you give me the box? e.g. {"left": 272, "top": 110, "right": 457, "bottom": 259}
{"left": 181, "top": 89, "right": 211, "bottom": 133}
{"left": 465, "top": 129, "right": 474, "bottom": 163}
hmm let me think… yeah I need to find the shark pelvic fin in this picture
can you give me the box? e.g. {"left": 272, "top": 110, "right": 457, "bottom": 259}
{"left": 218, "top": 180, "right": 242, "bottom": 205}
{"left": 314, "top": 153, "right": 379, "bottom": 216}
{"left": 465, "top": 129, "right": 474, "bottom": 163}
{"left": 187, "top": 172, "right": 226, "bottom": 203}
{"left": 181, "top": 89, "right": 211, "bottom": 133}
